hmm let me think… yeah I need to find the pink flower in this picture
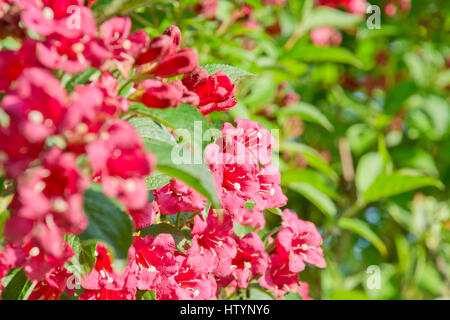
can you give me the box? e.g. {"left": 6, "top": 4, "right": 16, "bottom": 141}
{"left": 20, "top": 0, "right": 96, "bottom": 38}
{"left": 182, "top": 68, "right": 237, "bottom": 115}
{"left": 275, "top": 210, "right": 326, "bottom": 272}
{"left": 206, "top": 142, "right": 260, "bottom": 217}
{"left": 23, "top": 240, "right": 74, "bottom": 282}
{"left": 132, "top": 234, "right": 180, "bottom": 299}
{"left": 0, "top": 243, "right": 27, "bottom": 288}
{"left": 139, "top": 79, "right": 184, "bottom": 109}
{"left": 310, "top": 27, "right": 342, "bottom": 47}
{"left": 259, "top": 254, "right": 298, "bottom": 296}
{"left": 1, "top": 67, "right": 67, "bottom": 144}
{"left": 174, "top": 254, "right": 217, "bottom": 300}
{"left": 221, "top": 118, "right": 275, "bottom": 165}
{"left": 28, "top": 267, "right": 73, "bottom": 300}
{"left": 195, "top": 0, "right": 218, "bottom": 18}
{"left": 316, "top": 0, "right": 366, "bottom": 15}
{"left": 87, "top": 120, "right": 155, "bottom": 210}
{"left": 149, "top": 48, "right": 199, "bottom": 78}
{"left": 128, "top": 203, "right": 155, "bottom": 229}
{"left": 153, "top": 179, "right": 207, "bottom": 215}
{"left": 136, "top": 25, "right": 181, "bottom": 64}
{"left": 0, "top": 40, "right": 38, "bottom": 91}
{"left": 80, "top": 244, "right": 137, "bottom": 300}
{"left": 99, "top": 16, "right": 149, "bottom": 61}
{"left": 187, "top": 212, "right": 237, "bottom": 277}
{"left": 297, "top": 281, "right": 313, "bottom": 300}
{"left": 228, "top": 233, "right": 269, "bottom": 289}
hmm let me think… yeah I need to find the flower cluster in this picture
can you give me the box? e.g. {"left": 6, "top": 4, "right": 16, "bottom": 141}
{"left": 0, "top": 0, "right": 326, "bottom": 300}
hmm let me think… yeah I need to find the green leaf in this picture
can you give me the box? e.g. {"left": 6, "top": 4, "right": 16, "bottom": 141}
{"left": 281, "top": 142, "right": 338, "bottom": 180}
{"left": 288, "top": 182, "right": 337, "bottom": 218}
{"left": 202, "top": 64, "right": 255, "bottom": 85}
{"left": 278, "top": 102, "right": 334, "bottom": 131}
{"left": 355, "top": 152, "right": 384, "bottom": 195}
{"left": 281, "top": 168, "right": 338, "bottom": 199}
{"left": 139, "top": 223, "right": 186, "bottom": 246}
{"left": 2, "top": 269, "right": 29, "bottom": 300}
{"left": 65, "top": 68, "right": 100, "bottom": 92}
{"left": 145, "top": 173, "right": 172, "bottom": 190}
{"left": 81, "top": 184, "right": 134, "bottom": 272}
{"left": 129, "top": 103, "right": 209, "bottom": 150}
{"left": 384, "top": 81, "right": 417, "bottom": 114}
{"left": 285, "top": 45, "right": 363, "bottom": 68}
{"left": 338, "top": 218, "right": 388, "bottom": 256}
{"left": 304, "top": 7, "right": 362, "bottom": 31}
{"left": 129, "top": 115, "right": 220, "bottom": 208}
{"left": 363, "top": 172, "right": 444, "bottom": 203}
{"left": 233, "top": 223, "right": 254, "bottom": 237}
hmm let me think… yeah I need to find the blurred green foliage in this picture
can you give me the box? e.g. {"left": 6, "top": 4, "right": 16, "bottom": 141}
{"left": 120, "top": 0, "right": 450, "bottom": 299}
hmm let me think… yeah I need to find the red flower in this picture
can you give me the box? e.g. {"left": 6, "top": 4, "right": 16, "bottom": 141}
{"left": 227, "top": 233, "right": 269, "bottom": 289}
{"left": 80, "top": 244, "right": 137, "bottom": 300}
{"left": 1, "top": 68, "right": 67, "bottom": 144}
{"left": 28, "top": 267, "right": 73, "bottom": 300}
{"left": 87, "top": 120, "right": 155, "bottom": 210}
{"left": 0, "top": 40, "right": 38, "bottom": 91}
{"left": 182, "top": 68, "right": 237, "bottom": 115}
{"left": 99, "top": 16, "right": 149, "bottom": 61}
{"left": 132, "top": 234, "right": 180, "bottom": 299}
{"left": 259, "top": 254, "right": 298, "bottom": 296}
{"left": 174, "top": 253, "right": 217, "bottom": 300}
{"left": 149, "top": 48, "right": 199, "bottom": 78}
{"left": 153, "top": 179, "right": 207, "bottom": 215}
{"left": 187, "top": 212, "right": 237, "bottom": 277}
{"left": 275, "top": 210, "right": 326, "bottom": 272}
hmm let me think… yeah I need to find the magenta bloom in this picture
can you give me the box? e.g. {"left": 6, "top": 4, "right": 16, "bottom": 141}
{"left": 187, "top": 212, "right": 237, "bottom": 277}
{"left": 174, "top": 254, "right": 217, "bottom": 300}
{"left": 1, "top": 67, "right": 67, "bottom": 144}
{"left": 80, "top": 244, "right": 137, "bottom": 300}
{"left": 132, "top": 234, "right": 180, "bottom": 299}
{"left": 153, "top": 179, "right": 206, "bottom": 215}
{"left": 228, "top": 233, "right": 269, "bottom": 289}
{"left": 276, "top": 210, "right": 326, "bottom": 272}
{"left": 310, "top": 27, "right": 342, "bottom": 47}
{"left": 259, "top": 254, "right": 299, "bottom": 296}
{"left": 87, "top": 120, "right": 155, "bottom": 210}
{"left": 182, "top": 68, "right": 237, "bottom": 115}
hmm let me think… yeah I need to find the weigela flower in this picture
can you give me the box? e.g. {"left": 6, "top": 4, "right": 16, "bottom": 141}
{"left": 0, "top": 243, "right": 27, "bottom": 289}
{"left": 1, "top": 67, "right": 67, "bottom": 144}
{"left": 275, "top": 210, "right": 326, "bottom": 273}
{"left": 174, "top": 253, "right": 217, "bottom": 300}
{"left": 310, "top": 27, "right": 342, "bottom": 47}
{"left": 20, "top": 0, "right": 97, "bottom": 38}
{"left": 259, "top": 253, "right": 299, "bottom": 296}
{"left": 6, "top": 148, "right": 88, "bottom": 241}
{"left": 99, "top": 16, "right": 149, "bottom": 62}
{"left": 128, "top": 203, "right": 155, "bottom": 229}
{"left": 153, "top": 179, "right": 206, "bottom": 215}
{"left": 187, "top": 212, "right": 237, "bottom": 277}
{"left": 182, "top": 68, "right": 237, "bottom": 115}
{"left": 298, "top": 281, "right": 313, "bottom": 300}
{"left": 136, "top": 25, "right": 181, "bottom": 64}
{"left": 0, "top": 39, "right": 38, "bottom": 91}
{"left": 80, "top": 244, "right": 137, "bottom": 300}
{"left": 28, "top": 266, "right": 73, "bottom": 300}
{"left": 132, "top": 234, "right": 180, "bottom": 299}
{"left": 221, "top": 118, "right": 275, "bottom": 165}
{"left": 195, "top": 0, "right": 218, "bottom": 19}
{"left": 206, "top": 142, "right": 260, "bottom": 217}
{"left": 316, "top": 0, "right": 366, "bottom": 15}
{"left": 87, "top": 120, "right": 155, "bottom": 210}
{"left": 225, "top": 233, "right": 269, "bottom": 289}
{"left": 23, "top": 240, "right": 74, "bottom": 282}
{"left": 149, "top": 48, "right": 199, "bottom": 78}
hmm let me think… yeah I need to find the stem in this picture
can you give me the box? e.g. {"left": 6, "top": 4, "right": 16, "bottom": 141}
{"left": 175, "top": 212, "right": 181, "bottom": 229}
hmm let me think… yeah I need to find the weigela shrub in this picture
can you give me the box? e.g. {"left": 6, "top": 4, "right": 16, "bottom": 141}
{"left": 0, "top": 0, "right": 326, "bottom": 300}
